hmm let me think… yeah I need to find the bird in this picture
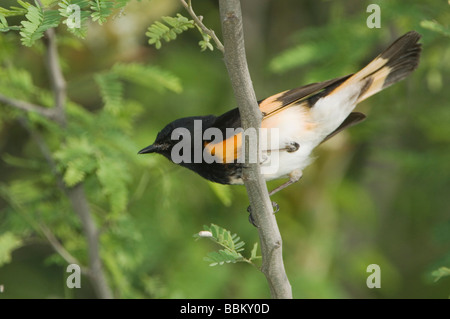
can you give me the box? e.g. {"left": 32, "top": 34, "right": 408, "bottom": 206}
{"left": 139, "top": 31, "right": 421, "bottom": 199}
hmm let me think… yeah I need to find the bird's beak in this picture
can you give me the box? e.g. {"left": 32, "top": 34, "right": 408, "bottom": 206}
{"left": 138, "top": 144, "right": 159, "bottom": 154}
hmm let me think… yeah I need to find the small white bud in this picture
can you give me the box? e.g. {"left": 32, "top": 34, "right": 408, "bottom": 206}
{"left": 198, "top": 231, "right": 213, "bottom": 238}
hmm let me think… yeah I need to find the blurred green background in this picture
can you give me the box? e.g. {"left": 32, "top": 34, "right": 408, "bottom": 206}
{"left": 0, "top": 0, "right": 449, "bottom": 298}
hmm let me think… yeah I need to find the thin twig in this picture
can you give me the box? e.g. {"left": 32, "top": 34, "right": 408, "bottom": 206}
{"left": 0, "top": 93, "right": 57, "bottom": 120}
{"left": 180, "top": 0, "right": 225, "bottom": 53}
{"left": 43, "top": 28, "right": 67, "bottom": 126}
{"left": 218, "top": 0, "right": 292, "bottom": 299}
{"left": 36, "top": 0, "right": 66, "bottom": 126}
{"left": 39, "top": 222, "right": 90, "bottom": 275}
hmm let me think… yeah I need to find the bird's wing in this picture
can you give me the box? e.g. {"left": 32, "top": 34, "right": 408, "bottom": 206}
{"left": 259, "top": 74, "right": 352, "bottom": 118}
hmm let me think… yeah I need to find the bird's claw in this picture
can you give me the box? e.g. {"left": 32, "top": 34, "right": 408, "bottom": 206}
{"left": 247, "top": 201, "right": 279, "bottom": 227}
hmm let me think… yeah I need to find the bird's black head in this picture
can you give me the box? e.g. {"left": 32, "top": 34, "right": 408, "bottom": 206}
{"left": 138, "top": 115, "right": 216, "bottom": 161}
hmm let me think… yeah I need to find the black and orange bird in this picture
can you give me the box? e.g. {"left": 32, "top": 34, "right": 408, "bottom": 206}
{"left": 139, "top": 31, "right": 421, "bottom": 197}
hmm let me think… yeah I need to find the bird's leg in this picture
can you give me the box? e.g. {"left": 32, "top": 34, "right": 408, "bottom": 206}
{"left": 246, "top": 141, "right": 302, "bottom": 226}
{"left": 247, "top": 201, "right": 279, "bottom": 227}
{"left": 246, "top": 169, "right": 302, "bottom": 227}
{"left": 284, "top": 141, "right": 300, "bottom": 153}
{"left": 268, "top": 169, "right": 303, "bottom": 196}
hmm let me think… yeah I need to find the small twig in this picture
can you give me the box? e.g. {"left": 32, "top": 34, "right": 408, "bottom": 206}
{"left": 36, "top": 0, "right": 66, "bottom": 126}
{"left": 17, "top": 118, "right": 67, "bottom": 202}
{"left": 180, "top": 0, "right": 225, "bottom": 53}
{"left": 43, "top": 28, "right": 67, "bottom": 126}
{"left": 0, "top": 93, "right": 57, "bottom": 120}
{"left": 39, "top": 222, "right": 90, "bottom": 275}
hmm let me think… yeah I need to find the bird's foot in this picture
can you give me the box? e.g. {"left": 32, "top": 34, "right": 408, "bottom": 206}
{"left": 247, "top": 201, "right": 279, "bottom": 227}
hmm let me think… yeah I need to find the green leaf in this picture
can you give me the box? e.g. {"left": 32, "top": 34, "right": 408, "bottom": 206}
{"left": 54, "top": 136, "right": 98, "bottom": 186}
{"left": 146, "top": 13, "right": 194, "bottom": 49}
{"left": 96, "top": 157, "right": 130, "bottom": 215}
{"left": 0, "top": 6, "right": 28, "bottom": 18}
{"left": 250, "top": 242, "right": 260, "bottom": 260}
{"left": 421, "top": 20, "right": 450, "bottom": 37}
{"left": 431, "top": 267, "right": 450, "bottom": 282}
{"left": 0, "top": 13, "right": 8, "bottom": 31}
{"left": 0, "top": 232, "right": 22, "bottom": 267}
{"left": 40, "top": 0, "right": 63, "bottom": 7}
{"left": 95, "top": 72, "right": 124, "bottom": 115}
{"left": 204, "top": 249, "right": 243, "bottom": 266}
{"left": 0, "top": 14, "right": 20, "bottom": 31}
{"left": 199, "top": 34, "right": 213, "bottom": 52}
{"left": 269, "top": 43, "right": 323, "bottom": 74}
{"left": 112, "top": 63, "right": 183, "bottom": 94}
{"left": 198, "top": 224, "right": 252, "bottom": 267}
{"left": 19, "top": 5, "right": 61, "bottom": 46}
{"left": 58, "top": 0, "right": 91, "bottom": 38}
{"left": 0, "top": 66, "right": 37, "bottom": 98}
{"left": 63, "top": 163, "right": 86, "bottom": 186}
{"left": 90, "top": 0, "right": 115, "bottom": 25}
{"left": 17, "top": 1, "right": 32, "bottom": 9}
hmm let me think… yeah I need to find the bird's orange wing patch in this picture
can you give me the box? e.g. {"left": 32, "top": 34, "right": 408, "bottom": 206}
{"left": 204, "top": 133, "right": 242, "bottom": 163}
{"left": 259, "top": 90, "right": 289, "bottom": 116}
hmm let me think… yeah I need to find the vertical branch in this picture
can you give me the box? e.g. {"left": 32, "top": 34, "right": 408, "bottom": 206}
{"left": 43, "top": 28, "right": 67, "bottom": 126}
{"left": 29, "top": 0, "right": 112, "bottom": 299}
{"left": 19, "top": 118, "right": 112, "bottom": 299}
{"left": 218, "top": 0, "right": 292, "bottom": 299}
{"left": 67, "top": 184, "right": 113, "bottom": 299}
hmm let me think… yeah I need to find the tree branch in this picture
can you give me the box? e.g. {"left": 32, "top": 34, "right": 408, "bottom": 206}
{"left": 0, "top": 1, "right": 66, "bottom": 124}
{"left": 68, "top": 183, "right": 113, "bottom": 299}
{"left": 180, "top": 0, "right": 225, "bottom": 53}
{"left": 19, "top": 118, "right": 113, "bottom": 299}
{"left": 0, "top": 93, "right": 57, "bottom": 120}
{"left": 38, "top": 222, "right": 90, "bottom": 275}
{"left": 43, "top": 27, "right": 67, "bottom": 126}
{"left": 14, "top": 2, "right": 112, "bottom": 298}
{"left": 37, "top": 0, "right": 66, "bottom": 126}
{"left": 218, "top": 0, "right": 292, "bottom": 299}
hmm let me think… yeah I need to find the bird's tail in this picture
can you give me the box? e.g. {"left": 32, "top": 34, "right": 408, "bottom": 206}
{"left": 344, "top": 31, "right": 422, "bottom": 103}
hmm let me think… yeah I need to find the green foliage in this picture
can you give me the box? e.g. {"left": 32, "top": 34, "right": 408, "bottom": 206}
{"left": 0, "top": 14, "right": 20, "bottom": 32}
{"left": 195, "top": 224, "right": 260, "bottom": 267}
{"left": 94, "top": 62, "right": 182, "bottom": 117}
{"left": 0, "top": 65, "right": 38, "bottom": 99}
{"left": 198, "top": 33, "right": 214, "bottom": 52}
{"left": 90, "top": 0, "right": 115, "bottom": 25}
{"left": 0, "top": 4, "right": 28, "bottom": 18}
{"left": 0, "top": 232, "right": 22, "bottom": 267}
{"left": 52, "top": 61, "right": 182, "bottom": 213}
{"left": 0, "top": 12, "right": 184, "bottom": 295}
{"left": 420, "top": 20, "right": 450, "bottom": 37}
{"left": 0, "top": 0, "right": 132, "bottom": 43}
{"left": 431, "top": 267, "right": 450, "bottom": 282}
{"left": 112, "top": 63, "right": 183, "bottom": 94}
{"left": 146, "top": 13, "right": 216, "bottom": 52}
{"left": 94, "top": 72, "right": 124, "bottom": 114}
{"left": 96, "top": 156, "right": 131, "bottom": 216}
{"left": 53, "top": 136, "right": 97, "bottom": 187}
{"left": 58, "top": 0, "right": 91, "bottom": 38}
{"left": 20, "top": 4, "right": 60, "bottom": 47}
{"left": 146, "top": 14, "right": 195, "bottom": 49}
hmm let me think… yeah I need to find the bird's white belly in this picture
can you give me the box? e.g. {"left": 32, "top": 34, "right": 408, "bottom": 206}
{"left": 260, "top": 144, "right": 314, "bottom": 181}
